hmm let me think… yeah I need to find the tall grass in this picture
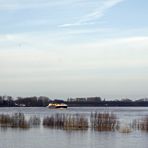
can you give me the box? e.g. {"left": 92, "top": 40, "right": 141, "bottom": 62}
{"left": 90, "top": 112, "right": 117, "bottom": 131}
{"left": 43, "top": 114, "right": 65, "bottom": 128}
{"left": 64, "top": 114, "right": 88, "bottom": 130}
{"left": 0, "top": 114, "right": 11, "bottom": 126}
{"left": 29, "top": 116, "right": 41, "bottom": 127}
{"left": 0, "top": 113, "right": 41, "bottom": 129}
{"left": 43, "top": 113, "right": 88, "bottom": 130}
{"left": 133, "top": 116, "right": 148, "bottom": 132}
{"left": 1, "top": 112, "right": 147, "bottom": 133}
{"left": 0, "top": 113, "right": 29, "bottom": 128}
{"left": 43, "top": 112, "right": 117, "bottom": 131}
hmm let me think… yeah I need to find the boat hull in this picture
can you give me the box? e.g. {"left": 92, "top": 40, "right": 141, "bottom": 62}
{"left": 47, "top": 103, "right": 68, "bottom": 109}
{"left": 55, "top": 106, "right": 68, "bottom": 109}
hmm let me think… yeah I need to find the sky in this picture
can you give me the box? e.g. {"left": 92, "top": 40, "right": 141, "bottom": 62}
{"left": 0, "top": 0, "right": 148, "bottom": 100}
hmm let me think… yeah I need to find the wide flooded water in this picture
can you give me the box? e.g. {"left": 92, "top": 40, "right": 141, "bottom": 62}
{"left": 0, "top": 107, "right": 148, "bottom": 148}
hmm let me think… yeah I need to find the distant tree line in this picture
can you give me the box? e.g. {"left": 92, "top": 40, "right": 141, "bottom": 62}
{"left": 0, "top": 95, "right": 148, "bottom": 107}
{"left": 0, "top": 96, "right": 50, "bottom": 107}
{"left": 0, "top": 96, "right": 14, "bottom": 107}
{"left": 66, "top": 97, "right": 148, "bottom": 107}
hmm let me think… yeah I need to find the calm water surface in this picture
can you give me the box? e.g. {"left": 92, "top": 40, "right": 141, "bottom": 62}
{"left": 0, "top": 107, "right": 148, "bottom": 148}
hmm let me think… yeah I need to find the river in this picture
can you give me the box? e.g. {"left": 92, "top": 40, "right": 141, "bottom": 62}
{"left": 0, "top": 107, "right": 147, "bottom": 148}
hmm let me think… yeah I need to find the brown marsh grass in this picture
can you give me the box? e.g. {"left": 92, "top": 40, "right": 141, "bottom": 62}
{"left": 29, "top": 116, "right": 41, "bottom": 127}
{"left": 0, "top": 113, "right": 29, "bottom": 129}
{"left": 43, "top": 113, "right": 88, "bottom": 130}
{"left": 64, "top": 114, "right": 88, "bottom": 130}
{"left": 133, "top": 116, "right": 148, "bottom": 132}
{"left": 90, "top": 112, "right": 118, "bottom": 131}
{"left": 0, "top": 113, "right": 42, "bottom": 129}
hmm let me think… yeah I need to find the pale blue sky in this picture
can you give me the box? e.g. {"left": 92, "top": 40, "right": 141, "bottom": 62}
{"left": 0, "top": 0, "right": 148, "bottom": 100}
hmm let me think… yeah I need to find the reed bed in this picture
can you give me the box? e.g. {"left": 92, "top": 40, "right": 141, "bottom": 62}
{"left": 133, "top": 116, "right": 148, "bottom": 132}
{"left": 43, "top": 113, "right": 88, "bottom": 130}
{"left": 90, "top": 112, "right": 118, "bottom": 131}
{"left": 29, "top": 116, "right": 41, "bottom": 127}
{"left": 0, "top": 113, "right": 29, "bottom": 129}
{"left": 64, "top": 114, "right": 88, "bottom": 130}
{"left": 1, "top": 112, "right": 148, "bottom": 133}
{"left": 0, "top": 114, "right": 11, "bottom": 126}
{"left": 43, "top": 114, "right": 65, "bottom": 128}
{"left": 0, "top": 113, "right": 41, "bottom": 129}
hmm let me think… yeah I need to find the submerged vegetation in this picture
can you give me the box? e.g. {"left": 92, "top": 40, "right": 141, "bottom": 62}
{"left": 90, "top": 112, "right": 118, "bottom": 131}
{"left": 139, "top": 117, "right": 148, "bottom": 132}
{"left": 0, "top": 113, "right": 29, "bottom": 128}
{"left": 0, "top": 113, "right": 41, "bottom": 129}
{"left": 133, "top": 116, "right": 148, "bottom": 132}
{"left": 64, "top": 114, "right": 88, "bottom": 130}
{"left": 29, "top": 116, "right": 41, "bottom": 127}
{"left": 43, "top": 113, "right": 88, "bottom": 130}
{"left": 0, "top": 112, "right": 148, "bottom": 133}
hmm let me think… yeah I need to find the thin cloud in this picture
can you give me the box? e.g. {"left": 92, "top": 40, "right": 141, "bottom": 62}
{"left": 60, "top": 0, "right": 124, "bottom": 28}
{"left": 59, "top": 22, "right": 95, "bottom": 28}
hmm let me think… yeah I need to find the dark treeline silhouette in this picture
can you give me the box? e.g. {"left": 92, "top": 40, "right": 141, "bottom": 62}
{"left": 0, "top": 96, "right": 50, "bottom": 107}
{"left": 0, "top": 96, "right": 15, "bottom": 107}
{"left": 15, "top": 96, "right": 50, "bottom": 107}
{"left": 67, "top": 100, "right": 148, "bottom": 107}
{"left": 0, "top": 95, "right": 148, "bottom": 107}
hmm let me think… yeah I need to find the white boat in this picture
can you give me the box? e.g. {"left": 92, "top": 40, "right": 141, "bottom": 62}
{"left": 47, "top": 103, "right": 68, "bottom": 109}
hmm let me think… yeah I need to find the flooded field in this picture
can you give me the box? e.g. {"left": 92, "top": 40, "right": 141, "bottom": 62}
{"left": 0, "top": 107, "right": 148, "bottom": 148}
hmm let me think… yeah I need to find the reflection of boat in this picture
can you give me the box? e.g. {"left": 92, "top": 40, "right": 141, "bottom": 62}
{"left": 47, "top": 103, "right": 68, "bottom": 109}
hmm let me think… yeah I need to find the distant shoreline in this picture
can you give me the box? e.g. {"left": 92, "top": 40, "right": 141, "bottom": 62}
{"left": 0, "top": 95, "right": 148, "bottom": 107}
{"left": 66, "top": 101, "right": 148, "bottom": 107}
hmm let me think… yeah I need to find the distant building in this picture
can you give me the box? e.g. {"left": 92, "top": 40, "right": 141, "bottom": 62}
{"left": 76, "top": 98, "right": 86, "bottom": 102}
{"left": 67, "top": 98, "right": 76, "bottom": 102}
{"left": 67, "top": 97, "right": 102, "bottom": 102}
{"left": 87, "top": 97, "right": 101, "bottom": 102}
